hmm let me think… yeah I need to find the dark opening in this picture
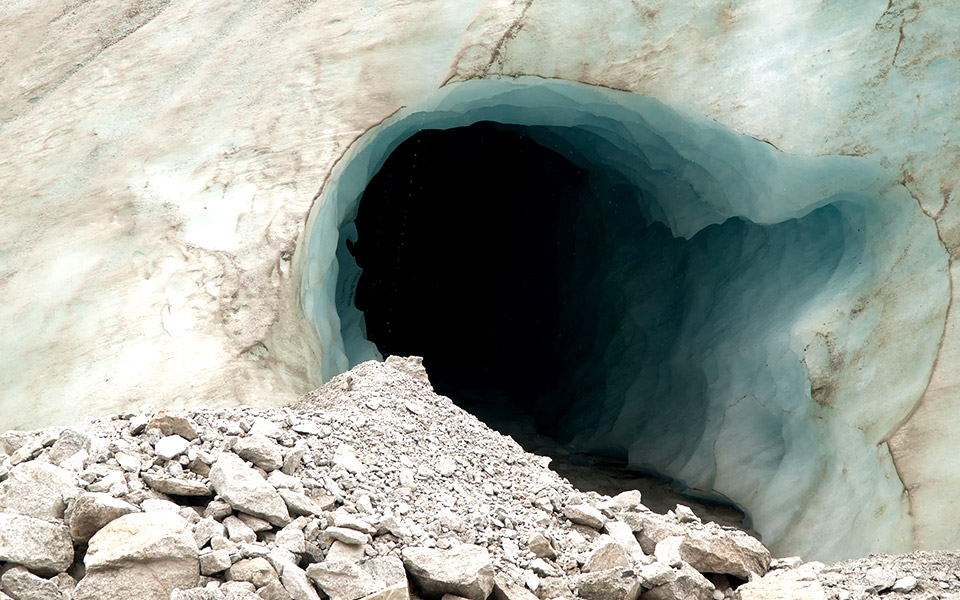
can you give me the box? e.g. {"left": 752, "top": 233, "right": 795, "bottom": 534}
{"left": 352, "top": 122, "right": 596, "bottom": 430}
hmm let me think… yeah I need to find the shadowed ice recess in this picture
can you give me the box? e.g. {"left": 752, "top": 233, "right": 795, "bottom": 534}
{"left": 297, "top": 77, "right": 947, "bottom": 561}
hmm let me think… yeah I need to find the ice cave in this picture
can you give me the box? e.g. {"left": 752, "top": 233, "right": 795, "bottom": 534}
{"left": 296, "top": 78, "right": 948, "bottom": 561}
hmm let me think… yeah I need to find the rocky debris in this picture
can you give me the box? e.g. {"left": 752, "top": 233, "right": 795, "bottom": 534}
{"left": 0, "top": 358, "right": 786, "bottom": 600}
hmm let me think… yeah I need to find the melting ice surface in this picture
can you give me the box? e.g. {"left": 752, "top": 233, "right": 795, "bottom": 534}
{"left": 298, "top": 77, "right": 947, "bottom": 561}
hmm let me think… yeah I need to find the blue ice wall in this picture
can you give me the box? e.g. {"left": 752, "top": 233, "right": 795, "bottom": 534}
{"left": 298, "top": 77, "right": 946, "bottom": 560}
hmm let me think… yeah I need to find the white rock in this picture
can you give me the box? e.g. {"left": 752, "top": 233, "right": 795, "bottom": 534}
{"left": 234, "top": 434, "right": 284, "bottom": 471}
{"left": 562, "top": 504, "right": 605, "bottom": 529}
{"left": 892, "top": 575, "right": 918, "bottom": 593}
{"left": 0, "top": 513, "right": 74, "bottom": 575}
{"left": 76, "top": 512, "right": 199, "bottom": 600}
{"left": 209, "top": 452, "right": 290, "bottom": 526}
{"left": 1, "top": 566, "right": 61, "bottom": 600}
{"left": 402, "top": 545, "right": 495, "bottom": 600}
{"left": 69, "top": 491, "right": 139, "bottom": 542}
{"left": 155, "top": 435, "right": 191, "bottom": 460}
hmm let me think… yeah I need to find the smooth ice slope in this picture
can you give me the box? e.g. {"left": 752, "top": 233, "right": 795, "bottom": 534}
{"left": 296, "top": 77, "right": 948, "bottom": 560}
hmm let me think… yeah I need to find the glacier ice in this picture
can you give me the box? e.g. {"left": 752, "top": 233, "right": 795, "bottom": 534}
{"left": 296, "top": 77, "right": 948, "bottom": 561}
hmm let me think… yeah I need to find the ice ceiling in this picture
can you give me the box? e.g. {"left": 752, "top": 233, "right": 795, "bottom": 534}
{"left": 298, "top": 77, "right": 946, "bottom": 560}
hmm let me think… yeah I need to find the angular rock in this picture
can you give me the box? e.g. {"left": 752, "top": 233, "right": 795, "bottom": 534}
{"left": 75, "top": 511, "right": 200, "bottom": 600}
{"left": 604, "top": 520, "right": 646, "bottom": 562}
{"left": 224, "top": 515, "right": 258, "bottom": 543}
{"left": 0, "top": 513, "right": 74, "bottom": 575}
{"left": 582, "top": 537, "right": 631, "bottom": 573}
{"left": 737, "top": 568, "right": 829, "bottom": 600}
{"left": 642, "top": 562, "right": 714, "bottom": 600}
{"left": 194, "top": 517, "right": 227, "bottom": 548}
{"left": 525, "top": 532, "right": 556, "bottom": 559}
{"left": 44, "top": 428, "right": 92, "bottom": 468}
{"left": 227, "top": 557, "right": 279, "bottom": 588}
{"left": 147, "top": 410, "right": 199, "bottom": 440}
{"left": 307, "top": 560, "right": 381, "bottom": 600}
{"left": 492, "top": 574, "right": 538, "bottom": 600}
{"left": 142, "top": 471, "right": 212, "bottom": 496}
{"left": 69, "top": 491, "right": 139, "bottom": 543}
{"left": 6, "top": 461, "right": 81, "bottom": 502}
{"left": 401, "top": 545, "right": 494, "bottom": 600}
{"left": 573, "top": 567, "right": 641, "bottom": 600}
{"left": 199, "top": 549, "right": 233, "bottom": 575}
{"left": 233, "top": 434, "right": 284, "bottom": 472}
{"left": 0, "top": 477, "right": 65, "bottom": 520}
{"left": 677, "top": 526, "right": 771, "bottom": 579}
{"left": 155, "top": 435, "right": 191, "bottom": 460}
{"left": 637, "top": 561, "right": 676, "bottom": 588}
{"left": 892, "top": 575, "right": 918, "bottom": 593}
{"left": 280, "top": 562, "right": 322, "bottom": 600}
{"left": 278, "top": 488, "right": 324, "bottom": 516}
{"left": 1, "top": 566, "right": 61, "bottom": 600}
{"left": 654, "top": 536, "right": 683, "bottom": 568}
{"left": 863, "top": 566, "right": 896, "bottom": 593}
{"left": 327, "top": 526, "right": 372, "bottom": 546}
{"left": 209, "top": 452, "right": 290, "bottom": 526}
{"left": 562, "top": 504, "right": 605, "bottom": 530}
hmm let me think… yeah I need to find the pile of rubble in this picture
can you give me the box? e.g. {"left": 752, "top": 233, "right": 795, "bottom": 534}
{"left": 0, "top": 355, "right": 905, "bottom": 600}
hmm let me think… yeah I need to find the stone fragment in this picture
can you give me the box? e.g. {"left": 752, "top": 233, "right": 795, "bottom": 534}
{"left": 604, "top": 520, "right": 646, "bottom": 562}
{"left": 75, "top": 512, "right": 199, "bottom": 600}
{"left": 69, "top": 491, "right": 139, "bottom": 542}
{"left": 562, "top": 504, "right": 605, "bottom": 529}
{"left": 401, "top": 545, "right": 494, "bottom": 600}
{"left": 199, "top": 548, "right": 233, "bottom": 575}
{"left": 525, "top": 532, "right": 556, "bottom": 559}
{"left": 573, "top": 567, "right": 641, "bottom": 600}
{"left": 333, "top": 511, "right": 377, "bottom": 534}
{"left": 326, "top": 540, "right": 366, "bottom": 563}
{"left": 333, "top": 445, "right": 363, "bottom": 475}
{"left": 327, "top": 526, "right": 372, "bottom": 546}
{"left": 892, "top": 575, "right": 918, "bottom": 593}
{"left": 45, "top": 428, "right": 92, "bottom": 468}
{"left": 1, "top": 566, "right": 61, "bottom": 600}
{"left": 582, "top": 537, "right": 631, "bottom": 573}
{"left": 248, "top": 418, "right": 283, "bottom": 439}
{"left": 83, "top": 511, "right": 199, "bottom": 569}
{"left": 147, "top": 410, "right": 199, "bottom": 440}
{"left": 224, "top": 515, "right": 258, "bottom": 543}
{"left": 194, "top": 517, "right": 227, "bottom": 548}
{"left": 638, "top": 561, "right": 676, "bottom": 588}
{"left": 863, "top": 567, "right": 896, "bottom": 593}
{"left": 677, "top": 526, "right": 771, "bottom": 579}
{"left": 234, "top": 434, "right": 284, "bottom": 472}
{"left": 155, "top": 435, "right": 191, "bottom": 460}
{"left": 142, "top": 471, "right": 212, "bottom": 496}
{"left": 276, "top": 529, "right": 306, "bottom": 554}
{"left": 0, "top": 477, "right": 65, "bottom": 520}
{"left": 0, "top": 513, "right": 74, "bottom": 575}
{"left": 228, "top": 557, "right": 279, "bottom": 588}
{"left": 307, "top": 560, "right": 381, "bottom": 600}
{"left": 7, "top": 461, "right": 81, "bottom": 502}
{"left": 238, "top": 512, "right": 273, "bottom": 532}
{"left": 209, "top": 452, "right": 290, "bottom": 526}
{"left": 654, "top": 536, "right": 683, "bottom": 568}
{"left": 675, "top": 504, "right": 700, "bottom": 523}
{"left": 260, "top": 580, "right": 294, "bottom": 600}
{"left": 642, "top": 562, "right": 714, "bottom": 600}
{"left": 280, "top": 563, "right": 322, "bottom": 600}
{"left": 737, "top": 568, "right": 828, "bottom": 600}
{"left": 278, "top": 489, "right": 324, "bottom": 516}
{"left": 492, "top": 574, "right": 539, "bottom": 600}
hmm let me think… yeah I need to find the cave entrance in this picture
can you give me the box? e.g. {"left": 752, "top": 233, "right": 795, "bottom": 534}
{"left": 300, "top": 77, "right": 929, "bottom": 559}
{"left": 346, "top": 121, "right": 750, "bottom": 523}
{"left": 350, "top": 122, "right": 600, "bottom": 437}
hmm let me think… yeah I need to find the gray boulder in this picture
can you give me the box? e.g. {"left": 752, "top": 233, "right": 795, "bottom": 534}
{"left": 209, "top": 452, "right": 290, "bottom": 526}
{"left": 0, "top": 513, "right": 74, "bottom": 575}
{"left": 401, "top": 545, "right": 494, "bottom": 600}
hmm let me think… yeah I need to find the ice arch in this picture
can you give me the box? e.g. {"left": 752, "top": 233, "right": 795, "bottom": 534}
{"left": 295, "top": 77, "right": 947, "bottom": 560}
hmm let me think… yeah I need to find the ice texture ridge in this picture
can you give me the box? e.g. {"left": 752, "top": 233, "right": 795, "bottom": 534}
{"left": 295, "top": 77, "right": 948, "bottom": 561}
